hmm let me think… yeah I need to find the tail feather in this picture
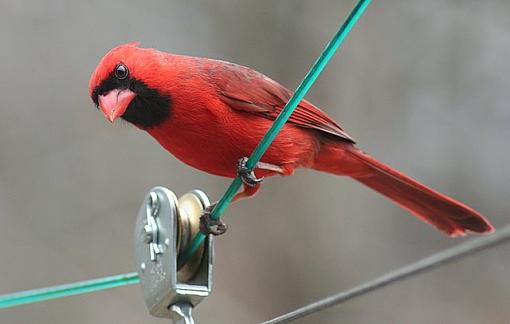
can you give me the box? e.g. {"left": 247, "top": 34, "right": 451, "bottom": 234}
{"left": 313, "top": 144, "right": 494, "bottom": 236}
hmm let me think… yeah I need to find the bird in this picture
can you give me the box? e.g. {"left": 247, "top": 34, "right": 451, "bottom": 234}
{"left": 89, "top": 42, "right": 493, "bottom": 237}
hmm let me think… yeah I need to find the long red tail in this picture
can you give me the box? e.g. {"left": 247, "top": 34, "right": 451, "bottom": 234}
{"left": 312, "top": 144, "right": 494, "bottom": 236}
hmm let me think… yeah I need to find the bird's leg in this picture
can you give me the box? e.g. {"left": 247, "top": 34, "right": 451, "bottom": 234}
{"left": 232, "top": 160, "right": 286, "bottom": 202}
{"left": 234, "top": 158, "right": 287, "bottom": 202}
{"left": 200, "top": 183, "right": 261, "bottom": 235}
{"left": 200, "top": 160, "right": 285, "bottom": 235}
{"left": 237, "top": 157, "right": 286, "bottom": 184}
{"left": 199, "top": 202, "right": 227, "bottom": 236}
{"left": 237, "top": 157, "right": 264, "bottom": 187}
{"left": 256, "top": 161, "right": 285, "bottom": 174}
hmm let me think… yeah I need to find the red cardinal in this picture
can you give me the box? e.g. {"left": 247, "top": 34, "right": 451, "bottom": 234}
{"left": 89, "top": 42, "right": 493, "bottom": 236}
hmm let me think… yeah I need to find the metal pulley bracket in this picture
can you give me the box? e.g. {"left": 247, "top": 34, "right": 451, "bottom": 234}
{"left": 134, "top": 186, "right": 213, "bottom": 321}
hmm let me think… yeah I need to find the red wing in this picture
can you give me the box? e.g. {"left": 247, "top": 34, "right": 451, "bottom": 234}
{"left": 207, "top": 60, "right": 355, "bottom": 143}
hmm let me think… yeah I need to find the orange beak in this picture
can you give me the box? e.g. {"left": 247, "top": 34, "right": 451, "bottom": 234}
{"left": 98, "top": 89, "right": 136, "bottom": 122}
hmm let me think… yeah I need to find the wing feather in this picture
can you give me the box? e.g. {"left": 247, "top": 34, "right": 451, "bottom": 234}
{"left": 207, "top": 60, "right": 355, "bottom": 143}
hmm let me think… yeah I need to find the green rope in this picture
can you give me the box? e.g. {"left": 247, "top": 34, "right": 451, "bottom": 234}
{"left": 0, "top": 272, "right": 139, "bottom": 309}
{"left": 0, "top": 0, "right": 371, "bottom": 308}
{"left": 177, "top": 0, "right": 372, "bottom": 268}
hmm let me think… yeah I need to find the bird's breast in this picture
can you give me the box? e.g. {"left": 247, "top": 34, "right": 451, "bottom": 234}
{"left": 145, "top": 92, "right": 320, "bottom": 178}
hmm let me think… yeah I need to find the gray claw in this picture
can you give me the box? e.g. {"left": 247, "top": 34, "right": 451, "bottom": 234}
{"left": 237, "top": 157, "right": 264, "bottom": 187}
{"left": 199, "top": 203, "right": 227, "bottom": 236}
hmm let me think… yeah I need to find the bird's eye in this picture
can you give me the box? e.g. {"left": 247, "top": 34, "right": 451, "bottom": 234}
{"left": 114, "top": 64, "right": 129, "bottom": 80}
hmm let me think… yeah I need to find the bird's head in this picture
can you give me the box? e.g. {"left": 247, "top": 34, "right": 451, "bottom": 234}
{"left": 89, "top": 42, "right": 170, "bottom": 128}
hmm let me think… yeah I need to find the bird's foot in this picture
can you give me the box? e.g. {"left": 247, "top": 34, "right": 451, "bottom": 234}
{"left": 199, "top": 202, "right": 228, "bottom": 236}
{"left": 237, "top": 157, "right": 264, "bottom": 187}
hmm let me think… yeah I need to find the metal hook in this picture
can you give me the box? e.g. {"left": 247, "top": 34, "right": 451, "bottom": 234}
{"left": 170, "top": 302, "right": 195, "bottom": 324}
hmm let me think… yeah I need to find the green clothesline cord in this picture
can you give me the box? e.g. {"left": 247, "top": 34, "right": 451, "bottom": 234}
{"left": 0, "top": 272, "right": 139, "bottom": 309}
{"left": 0, "top": 0, "right": 371, "bottom": 309}
{"left": 177, "top": 0, "right": 372, "bottom": 268}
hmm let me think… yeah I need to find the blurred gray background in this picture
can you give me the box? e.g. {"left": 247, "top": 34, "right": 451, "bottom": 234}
{"left": 1, "top": 0, "right": 509, "bottom": 323}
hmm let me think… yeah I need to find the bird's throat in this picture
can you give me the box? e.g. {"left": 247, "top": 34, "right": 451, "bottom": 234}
{"left": 121, "top": 80, "right": 171, "bottom": 128}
